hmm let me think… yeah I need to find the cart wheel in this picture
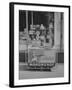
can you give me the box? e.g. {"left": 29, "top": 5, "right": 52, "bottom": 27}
{"left": 47, "top": 68, "right": 51, "bottom": 72}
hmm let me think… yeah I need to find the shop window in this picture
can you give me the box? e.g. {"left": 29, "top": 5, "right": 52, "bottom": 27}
{"left": 19, "top": 10, "right": 54, "bottom": 48}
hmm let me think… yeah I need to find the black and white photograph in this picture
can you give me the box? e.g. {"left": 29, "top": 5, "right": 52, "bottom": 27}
{"left": 19, "top": 10, "right": 64, "bottom": 79}
{"left": 9, "top": 2, "right": 70, "bottom": 87}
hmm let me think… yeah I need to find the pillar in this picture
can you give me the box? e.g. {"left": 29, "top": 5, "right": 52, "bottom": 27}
{"left": 54, "top": 12, "right": 61, "bottom": 50}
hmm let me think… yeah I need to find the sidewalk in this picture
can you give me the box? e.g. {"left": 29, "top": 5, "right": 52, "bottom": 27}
{"left": 19, "top": 63, "right": 64, "bottom": 79}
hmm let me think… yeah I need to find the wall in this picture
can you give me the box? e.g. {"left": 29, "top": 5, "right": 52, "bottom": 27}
{"left": 54, "top": 12, "right": 64, "bottom": 63}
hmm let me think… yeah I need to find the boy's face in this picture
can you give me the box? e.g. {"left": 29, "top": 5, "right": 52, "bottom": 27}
{"left": 36, "top": 31, "right": 40, "bottom": 35}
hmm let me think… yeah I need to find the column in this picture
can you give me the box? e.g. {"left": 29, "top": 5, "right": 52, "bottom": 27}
{"left": 54, "top": 12, "right": 61, "bottom": 50}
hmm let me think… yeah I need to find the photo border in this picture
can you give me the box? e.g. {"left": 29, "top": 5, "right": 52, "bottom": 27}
{"left": 9, "top": 2, "right": 70, "bottom": 88}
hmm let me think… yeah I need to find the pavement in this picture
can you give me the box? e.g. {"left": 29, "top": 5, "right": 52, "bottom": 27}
{"left": 19, "top": 63, "right": 64, "bottom": 80}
